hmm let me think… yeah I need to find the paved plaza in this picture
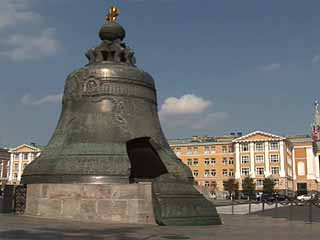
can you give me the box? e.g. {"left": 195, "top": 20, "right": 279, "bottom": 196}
{"left": 0, "top": 213, "right": 320, "bottom": 240}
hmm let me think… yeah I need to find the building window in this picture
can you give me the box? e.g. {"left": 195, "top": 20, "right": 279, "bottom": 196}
{"left": 270, "top": 154, "right": 279, "bottom": 163}
{"left": 271, "top": 167, "right": 279, "bottom": 175}
{"left": 193, "top": 159, "right": 199, "bottom": 166}
{"left": 210, "top": 158, "right": 216, "bottom": 165}
{"left": 187, "top": 159, "right": 192, "bottom": 166}
{"left": 204, "top": 169, "right": 210, "bottom": 177}
{"left": 14, "top": 153, "right": 19, "bottom": 160}
{"left": 175, "top": 147, "right": 181, "bottom": 155}
{"left": 222, "top": 146, "right": 227, "bottom": 153}
{"left": 256, "top": 179, "right": 264, "bottom": 187}
{"left": 204, "top": 181, "right": 210, "bottom": 187}
{"left": 210, "top": 169, "right": 216, "bottom": 177}
{"left": 13, "top": 173, "right": 18, "bottom": 179}
{"left": 241, "top": 168, "right": 249, "bottom": 176}
{"left": 229, "top": 158, "right": 234, "bottom": 165}
{"left": 274, "top": 179, "right": 279, "bottom": 186}
{"left": 256, "top": 167, "right": 264, "bottom": 175}
{"left": 255, "top": 155, "right": 264, "bottom": 163}
{"left": 193, "top": 147, "right": 198, "bottom": 154}
{"left": 269, "top": 142, "right": 279, "bottom": 151}
{"left": 193, "top": 170, "right": 199, "bottom": 177}
{"left": 241, "top": 155, "right": 249, "bottom": 164}
{"left": 210, "top": 181, "right": 217, "bottom": 188}
{"left": 24, "top": 153, "right": 28, "bottom": 160}
{"left": 23, "top": 163, "right": 28, "bottom": 169}
{"left": 204, "top": 147, "right": 210, "bottom": 154}
{"left": 229, "top": 170, "right": 234, "bottom": 177}
{"left": 228, "top": 146, "right": 233, "bottom": 153}
{"left": 204, "top": 158, "right": 210, "bottom": 165}
{"left": 222, "top": 158, "right": 228, "bottom": 165}
{"left": 222, "top": 169, "right": 228, "bottom": 176}
{"left": 255, "top": 142, "right": 264, "bottom": 152}
{"left": 241, "top": 143, "right": 249, "bottom": 152}
{"left": 14, "top": 163, "right": 19, "bottom": 170}
{"left": 187, "top": 147, "right": 193, "bottom": 155}
{"left": 210, "top": 146, "right": 216, "bottom": 154}
{"left": 297, "top": 162, "right": 305, "bottom": 176}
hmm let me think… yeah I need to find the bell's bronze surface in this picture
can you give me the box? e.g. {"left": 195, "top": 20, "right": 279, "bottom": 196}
{"left": 22, "top": 7, "right": 221, "bottom": 225}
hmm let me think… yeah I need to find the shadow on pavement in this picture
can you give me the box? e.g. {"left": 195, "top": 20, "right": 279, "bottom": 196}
{"left": 253, "top": 205, "right": 320, "bottom": 223}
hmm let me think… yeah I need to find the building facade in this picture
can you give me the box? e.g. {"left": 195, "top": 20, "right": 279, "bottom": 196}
{"left": 0, "top": 148, "right": 10, "bottom": 187}
{"left": 170, "top": 131, "right": 320, "bottom": 197}
{"left": 8, "top": 144, "right": 42, "bottom": 185}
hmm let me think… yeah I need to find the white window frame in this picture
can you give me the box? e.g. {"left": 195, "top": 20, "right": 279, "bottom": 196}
{"left": 204, "top": 158, "right": 210, "bottom": 165}
{"left": 269, "top": 142, "right": 279, "bottom": 151}
{"left": 241, "top": 155, "right": 249, "bottom": 164}
{"left": 255, "top": 142, "right": 264, "bottom": 152}
{"left": 210, "top": 170, "right": 216, "bottom": 177}
{"left": 210, "top": 158, "right": 216, "bottom": 165}
{"left": 241, "top": 168, "right": 249, "bottom": 176}
{"left": 222, "top": 169, "right": 228, "bottom": 176}
{"left": 271, "top": 167, "right": 279, "bottom": 175}
{"left": 255, "top": 155, "right": 264, "bottom": 163}
{"left": 270, "top": 154, "right": 279, "bottom": 163}
{"left": 204, "top": 169, "right": 210, "bottom": 177}
{"left": 256, "top": 167, "right": 264, "bottom": 175}
{"left": 241, "top": 143, "right": 249, "bottom": 152}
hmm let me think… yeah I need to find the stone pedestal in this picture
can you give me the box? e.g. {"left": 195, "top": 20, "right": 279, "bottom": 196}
{"left": 25, "top": 183, "right": 156, "bottom": 224}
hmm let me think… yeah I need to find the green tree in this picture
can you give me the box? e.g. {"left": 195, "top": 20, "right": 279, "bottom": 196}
{"left": 263, "top": 178, "right": 275, "bottom": 195}
{"left": 223, "top": 179, "right": 239, "bottom": 199}
{"left": 242, "top": 176, "right": 256, "bottom": 200}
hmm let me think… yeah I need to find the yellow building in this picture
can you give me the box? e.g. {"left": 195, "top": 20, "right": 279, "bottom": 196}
{"left": 8, "top": 144, "right": 42, "bottom": 185}
{"left": 170, "top": 131, "right": 320, "bottom": 198}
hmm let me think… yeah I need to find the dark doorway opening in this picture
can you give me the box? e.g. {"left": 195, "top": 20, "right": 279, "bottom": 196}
{"left": 127, "top": 137, "right": 168, "bottom": 182}
{"left": 297, "top": 182, "right": 307, "bottom": 195}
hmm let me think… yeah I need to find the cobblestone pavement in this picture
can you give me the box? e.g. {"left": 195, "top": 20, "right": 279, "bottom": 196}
{"left": 0, "top": 214, "right": 320, "bottom": 240}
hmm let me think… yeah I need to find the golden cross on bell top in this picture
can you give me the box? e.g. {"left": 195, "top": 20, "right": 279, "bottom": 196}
{"left": 107, "top": 6, "right": 119, "bottom": 22}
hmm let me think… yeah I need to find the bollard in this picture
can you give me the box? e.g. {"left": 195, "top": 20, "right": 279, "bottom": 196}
{"left": 231, "top": 199, "right": 234, "bottom": 215}
{"left": 274, "top": 199, "right": 278, "bottom": 218}
{"left": 306, "top": 201, "right": 313, "bottom": 224}
{"left": 289, "top": 200, "right": 293, "bottom": 221}
{"left": 248, "top": 200, "right": 251, "bottom": 215}
{"left": 262, "top": 201, "right": 265, "bottom": 215}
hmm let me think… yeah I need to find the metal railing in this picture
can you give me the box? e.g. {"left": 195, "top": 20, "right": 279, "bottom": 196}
{"left": 229, "top": 198, "right": 320, "bottom": 224}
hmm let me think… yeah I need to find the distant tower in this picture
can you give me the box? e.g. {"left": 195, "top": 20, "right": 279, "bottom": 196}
{"left": 312, "top": 100, "right": 320, "bottom": 141}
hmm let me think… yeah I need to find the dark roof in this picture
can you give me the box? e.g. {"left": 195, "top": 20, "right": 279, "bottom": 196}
{"left": 0, "top": 148, "right": 9, "bottom": 160}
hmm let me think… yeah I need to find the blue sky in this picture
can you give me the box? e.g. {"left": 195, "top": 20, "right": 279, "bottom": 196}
{"left": 0, "top": 0, "right": 319, "bottom": 147}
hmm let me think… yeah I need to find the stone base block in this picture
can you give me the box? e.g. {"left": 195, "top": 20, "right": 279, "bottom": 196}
{"left": 25, "top": 183, "right": 156, "bottom": 224}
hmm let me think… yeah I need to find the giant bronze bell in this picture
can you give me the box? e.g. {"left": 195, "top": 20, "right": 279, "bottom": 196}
{"left": 22, "top": 7, "right": 221, "bottom": 225}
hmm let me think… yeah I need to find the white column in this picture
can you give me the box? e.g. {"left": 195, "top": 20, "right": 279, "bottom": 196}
{"left": 292, "top": 147, "right": 296, "bottom": 180}
{"left": 250, "top": 142, "right": 255, "bottom": 177}
{"left": 306, "top": 147, "right": 315, "bottom": 180}
{"left": 315, "top": 154, "right": 320, "bottom": 179}
{"left": 8, "top": 152, "right": 14, "bottom": 182}
{"left": 279, "top": 141, "right": 286, "bottom": 177}
{"left": 18, "top": 153, "right": 23, "bottom": 182}
{"left": 0, "top": 162, "right": 3, "bottom": 178}
{"left": 235, "top": 143, "right": 240, "bottom": 179}
{"left": 264, "top": 142, "right": 270, "bottom": 176}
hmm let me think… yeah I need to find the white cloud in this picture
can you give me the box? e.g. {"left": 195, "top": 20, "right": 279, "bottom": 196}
{"left": 0, "top": 0, "right": 41, "bottom": 29}
{"left": 312, "top": 55, "right": 320, "bottom": 64}
{"left": 159, "top": 94, "right": 211, "bottom": 115}
{"left": 1, "top": 28, "right": 60, "bottom": 61}
{"left": 260, "top": 63, "right": 281, "bottom": 71}
{"left": 159, "top": 94, "right": 228, "bottom": 131}
{"left": 21, "top": 93, "right": 62, "bottom": 106}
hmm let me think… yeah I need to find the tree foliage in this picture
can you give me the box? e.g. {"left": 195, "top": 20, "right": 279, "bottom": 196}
{"left": 242, "top": 176, "right": 256, "bottom": 199}
{"left": 223, "top": 178, "right": 239, "bottom": 198}
{"left": 263, "top": 178, "right": 275, "bottom": 195}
